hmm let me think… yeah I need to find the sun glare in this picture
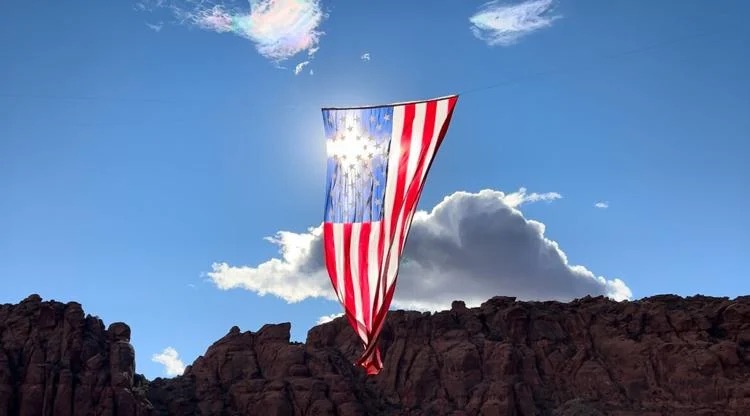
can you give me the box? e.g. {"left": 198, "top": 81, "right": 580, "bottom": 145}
{"left": 326, "top": 121, "right": 379, "bottom": 172}
{"left": 327, "top": 135, "right": 375, "bottom": 161}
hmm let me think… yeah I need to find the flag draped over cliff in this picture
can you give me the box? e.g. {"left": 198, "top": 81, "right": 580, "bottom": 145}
{"left": 320, "top": 95, "right": 459, "bottom": 374}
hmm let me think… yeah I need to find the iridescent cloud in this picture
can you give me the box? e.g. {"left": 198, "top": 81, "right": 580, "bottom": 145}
{"left": 469, "top": 0, "right": 561, "bottom": 46}
{"left": 192, "top": 0, "right": 324, "bottom": 61}
{"left": 140, "top": 0, "right": 325, "bottom": 62}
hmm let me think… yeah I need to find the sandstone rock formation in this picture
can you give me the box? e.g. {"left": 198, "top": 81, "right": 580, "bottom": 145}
{"left": 3, "top": 293, "right": 750, "bottom": 415}
{"left": 0, "top": 294, "right": 153, "bottom": 415}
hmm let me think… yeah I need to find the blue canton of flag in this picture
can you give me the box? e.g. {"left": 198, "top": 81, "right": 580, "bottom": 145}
{"left": 322, "top": 106, "right": 394, "bottom": 223}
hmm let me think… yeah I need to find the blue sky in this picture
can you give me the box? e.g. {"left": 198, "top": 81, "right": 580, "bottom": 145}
{"left": 1, "top": 0, "right": 748, "bottom": 379}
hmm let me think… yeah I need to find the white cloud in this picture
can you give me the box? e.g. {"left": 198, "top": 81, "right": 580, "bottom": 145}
{"left": 145, "top": 0, "right": 325, "bottom": 63}
{"left": 146, "top": 22, "right": 164, "bottom": 32}
{"left": 469, "top": 0, "right": 561, "bottom": 46}
{"left": 361, "top": 52, "right": 371, "bottom": 61}
{"left": 135, "top": 0, "right": 165, "bottom": 12}
{"left": 152, "top": 347, "right": 186, "bottom": 377}
{"left": 500, "top": 187, "right": 561, "bottom": 208}
{"left": 207, "top": 188, "right": 631, "bottom": 312}
{"left": 294, "top": 60, "right": 311, "bottom": 75}
{"left": 595, "top": 201, "right": 609, "bottom": 209}
{"left": 316, "top": 312, "right": 344, "bottom": 325}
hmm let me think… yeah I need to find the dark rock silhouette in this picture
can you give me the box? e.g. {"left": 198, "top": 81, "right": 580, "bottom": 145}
{"left": 0, "top": 294, "right": 152, "bottom": 415}
{"left": 2, "top": 293, "right": 750, "bottom": 415}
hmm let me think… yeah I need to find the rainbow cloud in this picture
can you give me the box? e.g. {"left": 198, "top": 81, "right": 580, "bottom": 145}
{"left": 194, "top": 1, "right": 324, "bottom": 61}
{"left": 169, "top": 0, "right": 325, "bottom": 62}
{"left": 469, "top": 0, "right": 560, "bottom": 46}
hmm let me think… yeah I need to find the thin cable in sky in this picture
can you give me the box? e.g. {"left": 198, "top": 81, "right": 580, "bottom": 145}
{"left": 458, "top": 26, "right": 731, "bottom": 96}
{"left": 0, "top": 25, "right": 735, "bottom": 105}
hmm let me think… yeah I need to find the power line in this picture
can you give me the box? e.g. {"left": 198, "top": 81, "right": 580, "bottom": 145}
{"left": 458, "top": 27, "right": 730, "bottom": 96}
{"left": 0, "top": 92, "right": 176, "bottom": 103}
{"left": 0, "top": 26, "right": 735, "bottom": 105}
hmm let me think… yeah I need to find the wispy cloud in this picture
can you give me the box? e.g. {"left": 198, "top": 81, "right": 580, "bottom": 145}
{"left": 206, "top": 188, "right": 631, "bottom": 313}
{"left": 135, "top": 1, "right": 163, "bottom": 12}
{"left": 146, "top": 22, "right": 164, "bottom": 32}
{"left": 316, "top": 312, "right": 343, "bottom": 325}
{"left": 152, "top": 347, "right": 186, "bottom": 377}
{"left": 595, "top": 201, "right": 609, "bottom": 209}
{"left": 294, "top": 60, "right": 311, "bottom": 75}
{"left": 360, "top": 52, "right": 371, "bottom": 61}
{"left": 500, "top": 187, "right": 561, "bottom": 208}
{"left": 469, "top": 0, "right": 561, "bottom": 46}
{"left": 142, "top": 0, "right": 325, "bottom": 63}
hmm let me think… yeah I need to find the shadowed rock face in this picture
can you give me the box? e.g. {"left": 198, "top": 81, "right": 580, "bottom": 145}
{"left": 0, "top": 294, "right": 152, "bottom": 416}
{"left": 3, "top": 294, "right": 750, "bottom": 415}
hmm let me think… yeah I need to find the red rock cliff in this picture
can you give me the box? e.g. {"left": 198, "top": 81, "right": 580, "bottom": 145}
{"left": 3, "top": 294, "right": 750, "bottom": 415}
{"left": 0, "top": 294, "right": 152, "bottom": 415}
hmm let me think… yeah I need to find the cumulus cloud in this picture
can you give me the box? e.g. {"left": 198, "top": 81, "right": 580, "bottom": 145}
{"left": 595, "top": 201, "right": 609, "bottom": 209}
{"left": 361, "top": 52, "right": 371, "bottom": 61}
{"left": 207, "top": 188, "right": 631, "bottom": 312}
{"left": 469, "top": 0, "right": 561, "bottom": 46}
{"left": 316, "top": 312, "right": 344, "bottom": 325}
{"left": 152, "top": 347, "right": 186, "bottom": 377}
{"left": 142, "top": 0, "right": 325, "bottom": 62}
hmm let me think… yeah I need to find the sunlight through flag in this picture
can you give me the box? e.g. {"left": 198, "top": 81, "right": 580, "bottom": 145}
{"left": 320, "top": 95, "right": 459, "bottom": 375}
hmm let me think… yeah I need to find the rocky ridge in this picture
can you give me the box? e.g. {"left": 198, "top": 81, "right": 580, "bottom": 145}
{"left": 2, "top": 293, "right": 750, "bottom": 415}
{"left": 0, "top": 294, "right": 151, "bottom": 415}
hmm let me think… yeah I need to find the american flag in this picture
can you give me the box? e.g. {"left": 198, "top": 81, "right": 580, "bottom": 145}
{"left": 320, "top": 95, "right": 459, "bottom": 375}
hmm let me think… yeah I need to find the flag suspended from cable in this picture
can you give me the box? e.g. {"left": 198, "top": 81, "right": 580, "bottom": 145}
{"left": 320, "top": 95, "right": 459, "bottom": 375}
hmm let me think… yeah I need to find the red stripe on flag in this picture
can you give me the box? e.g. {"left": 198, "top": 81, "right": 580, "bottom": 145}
{"left": 323, "top": 222, "right": 338, "bottom": 295}
{"left": 358, "top": 222, "right": 372, "bottom": 330}
{"left": 373, "top": 218, "right": 386, "bottom": 323}
{"left": 342, "top": 223, "right": 355, "bottom": 326}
